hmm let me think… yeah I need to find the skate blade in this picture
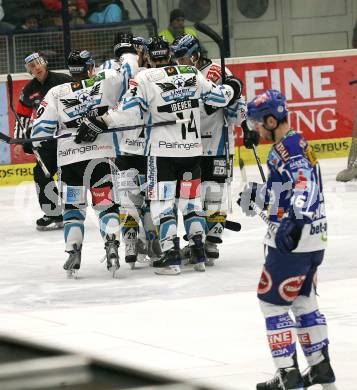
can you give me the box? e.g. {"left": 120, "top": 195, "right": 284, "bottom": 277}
{"left": 154, "top": 265, "right": 181, "bottom": 275}
{"left": 66, "top": 269, "right": 79, "bottom": 279}
{"left": 320, "top": 384, "right": 338, "bottom": 390}
{"left": 37, "top": 222, "right": 64, "bottom": 231}
{"left": 194, "top": 262, "right": 206, "bottom": 272}
{"left": 303, "top": 384, "right": 338, "bottom": 390}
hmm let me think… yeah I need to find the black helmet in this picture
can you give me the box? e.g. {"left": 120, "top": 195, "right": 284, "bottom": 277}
{"left": 113, "top": 32, "right": 137, "bottom": 58}
{"left": 147, "top": 36, "right": 170, "bottom": 61}
{"left": 67, "top": 50, "right": 94, "bottom": 75}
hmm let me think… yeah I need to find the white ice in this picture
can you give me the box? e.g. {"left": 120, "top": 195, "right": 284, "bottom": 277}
{"left": 0, "top": 157, "right": 356, "bottom": 389}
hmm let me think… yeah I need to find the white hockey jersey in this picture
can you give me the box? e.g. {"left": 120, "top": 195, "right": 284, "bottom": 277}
{"left": 99, "top": 53, "right": 141, "bottom": 156}
{"left": 32, "top": 69, "right": 126, "bottom": 167}
{"left": 199, "top": 60, "right": 246, "bottom": 156}
{"left": 103, "top": 64, "right": 235, "bottom": 157}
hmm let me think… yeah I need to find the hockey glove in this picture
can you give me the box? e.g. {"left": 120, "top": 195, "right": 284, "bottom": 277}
{"left": 241, "top": 120, "right": 260, "bottom": 149}
{"left": 75, "top": 117, "right": 108, "bottom": 144}
{"left": 224, "top": 76, "right": 243, "bottom": 105}
{"left": 22, "top": 142, "right": 34, "bottom": 155}
{"left": 237, "top": 182, "right": 267, "bottom": 217}
{"left": 275, "top": 212, "right": 305, "bottom": 253}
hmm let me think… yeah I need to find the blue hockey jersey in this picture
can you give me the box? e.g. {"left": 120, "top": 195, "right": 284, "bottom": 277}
{"left": 263, "top": 130, "right": 327, "bottom": 252}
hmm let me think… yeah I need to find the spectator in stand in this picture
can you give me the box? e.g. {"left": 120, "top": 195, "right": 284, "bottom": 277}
{"left": 88, "top": 0, "right": 128, "bottom": 24}
{"left": 159, "top": 8, "right": 198, "bottom": 44}
{"left": 21, "top": 15, "right": 40, "bottom": 30}
{"left": 2, "top": 0, "right": 46, "bottom": 30}
{"left": 41, "top": 0, "right": 88, "bottom": 26}
{"left": 0, "top": 0, "right": 15, "bottom": 31}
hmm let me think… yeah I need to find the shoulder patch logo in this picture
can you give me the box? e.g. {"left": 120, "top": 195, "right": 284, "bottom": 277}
{"left": 165, "top": 66, "right": 178, "bottom": 76}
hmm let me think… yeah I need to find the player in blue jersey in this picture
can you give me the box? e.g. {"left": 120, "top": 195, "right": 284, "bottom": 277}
{"left": 238, "top": 90, "right": 337, "bottom": 390}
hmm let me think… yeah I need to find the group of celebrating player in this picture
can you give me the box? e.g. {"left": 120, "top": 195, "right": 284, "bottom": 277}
{"left": 15, "top": 32, "right": 338, "bottom": 389}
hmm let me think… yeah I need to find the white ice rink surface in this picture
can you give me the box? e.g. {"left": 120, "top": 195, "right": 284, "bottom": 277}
{"left": 0, "top": 157, "right": 356, "bottom": 389}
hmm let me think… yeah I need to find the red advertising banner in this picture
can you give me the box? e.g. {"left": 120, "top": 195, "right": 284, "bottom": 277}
{"left": 226, "top": 51, "right": 357, "bottom": 161}
{"left": 2, "top": 50, "right": 357, "bottom": 172}
{"left": 8, "top": 79, "right": 36, "bottom": 165}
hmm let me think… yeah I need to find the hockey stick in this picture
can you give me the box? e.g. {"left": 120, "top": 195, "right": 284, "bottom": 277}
{"left": 7, "top": 74, "right": 51, "bottom": 178}
{"left": 249, "top": 144, "right": 279, "bottom": 233}
{"left": 194, "top": 22, "right": 234, "bottom": 214}
{"left": 252, "top": 144, "right": 266, "bottom": 182}
{"left": 0, "top": 118, "right": 190, "bottom": 145}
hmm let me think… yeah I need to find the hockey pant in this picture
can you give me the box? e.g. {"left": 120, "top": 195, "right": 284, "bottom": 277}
{"left": 34, "top": 142, "right": 62, "bottom": 217}
{"left": 258, "top": 248, "right": 329, "bottom": 369}
{"left": 147, "top": 156, "right": 206, "bottom": 253}
{"left": 112, "top": 156, "right": 156, "bottom": 251}
{"left": 60, "top": 159, "right": 120, "bottom": 251}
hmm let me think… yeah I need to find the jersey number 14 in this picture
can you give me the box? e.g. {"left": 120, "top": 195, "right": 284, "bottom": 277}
{"left": 176, "top": 111, "right": 198, "bottom": 140}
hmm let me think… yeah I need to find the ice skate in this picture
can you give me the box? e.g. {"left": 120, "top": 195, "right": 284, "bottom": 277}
{"left": 302, "top": 350, "right": 337, "bottom": 390}
{"left": 190, "top": 235, "right": 206, "bottom": 272}
{"left": 204, "top": 240, "right": 219, "bottom": 266}
{"left": 36, "top": 215, "right": 64, "bottom": 231}
{"left": 63, "top": 244, "right": 81, "bottom": 279}
{"left": 153, "top": 237, "right": 181, "bottom": 275}
{"left": 105, "top": 235, "right": 120, "bottom": 277}
{"left": 257, "top": 367, "right": 303, "bottom": 389}
{"left": 125, "top": 241, "right": 137, "bottom": 269}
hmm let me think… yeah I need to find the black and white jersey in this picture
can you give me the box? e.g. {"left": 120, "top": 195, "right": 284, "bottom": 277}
{"left": 32, "top": 69, "right": 125, "bottom": 166}
{"left": 199, "top": 60, "right": 246, "bottom": 156}
{"left": 103, "top": 64, "right": 235, "bottom": 157}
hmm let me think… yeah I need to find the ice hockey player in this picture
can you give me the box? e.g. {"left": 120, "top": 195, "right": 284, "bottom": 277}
{"left": 171, "top": 34, "right": 245, "bottom": 266}
{"left": 238, "top": 89, "right": 337, "bottom": 389}
{"left": 99, "top": 32, "right": 147, "bottom": 72}
{"left": 31, "top": 50, "right": 125, "bottom": 278}
{"left": 75, "top": 35, "right": 242, "bottom": 275}
{"left": 100, "top": 32, "right": 159, "bottom": 267}
{"left": 15, "top": 52, "right": 72, "bottom": 231}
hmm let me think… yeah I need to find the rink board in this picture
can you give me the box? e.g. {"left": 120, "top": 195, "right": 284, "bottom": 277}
{"left": 0, "top": 49, "right": 357, "bottom": 185}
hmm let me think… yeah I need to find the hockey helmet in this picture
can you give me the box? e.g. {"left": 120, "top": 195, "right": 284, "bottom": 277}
{"left": 171, "top": 34, "right": 200, "bottom": 59}
{"left": 147, "top": 36, "right": 170, "bottom": 61}
{"left": 67, "top": 50, "right": 95, "bottom": 75}
{"left": 24, "top": 52, "right": 48, "bottom": 74}
{"left": 133, "top": 36, "right": 148, "bottom": 53}
{"left": 113, "top": 32, "right": 137, "bottom": 58}
{"left": 247, "top": 89, "right": 288, "bottom": 127}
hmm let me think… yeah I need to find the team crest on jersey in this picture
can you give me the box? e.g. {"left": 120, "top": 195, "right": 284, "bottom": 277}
{"left": 61, "top": 83, "right": 102, "bottom": 118}
{"left": 156, "top": 76, "right": 197, "bottom": 102}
